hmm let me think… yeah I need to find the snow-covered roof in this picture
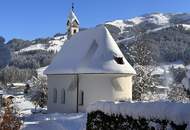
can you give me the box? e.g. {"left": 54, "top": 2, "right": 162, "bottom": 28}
{"left": 7, "top": 83, "right": 27, "bottom": 87}
{"left": 44, "top": 26, "right": 136, "bottom": 75}
{"left": 68, "top": 10, "right": 79, "bottom": 25}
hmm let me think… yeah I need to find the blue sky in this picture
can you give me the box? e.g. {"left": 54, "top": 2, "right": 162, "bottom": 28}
{"left": 1, "top": 0, "right": 190, "bottom": 41}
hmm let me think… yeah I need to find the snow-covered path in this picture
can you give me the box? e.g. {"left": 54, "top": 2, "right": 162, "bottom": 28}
{"left": 13, "top": 95, "right": 35, "bottom": 115}
{"left": 5, "top": 93, "right": 86, "bottom": 130}
{"left": 22, "top": 113, "right": 87, "bottom": 130}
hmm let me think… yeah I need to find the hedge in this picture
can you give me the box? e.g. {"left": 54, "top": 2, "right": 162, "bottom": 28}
{"left": 87, "top": 111, "right": 187, "bottom": 130}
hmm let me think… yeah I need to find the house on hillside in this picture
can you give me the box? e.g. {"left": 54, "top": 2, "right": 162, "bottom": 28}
{"left": 44, "top": 6, "right": 136, "bottom": 113}
{"left": 6, "top": 83, "right": 29, "bottom": 94}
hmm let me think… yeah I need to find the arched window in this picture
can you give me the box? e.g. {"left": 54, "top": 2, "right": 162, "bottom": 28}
{"left": 61, "top": 88, "right": 66, "bottom": 104}
{"left": 79, "top": 90, "right": 84, "bottom": 106}
{"left": 53, "top": 88, "right": 57, "bottom": 103}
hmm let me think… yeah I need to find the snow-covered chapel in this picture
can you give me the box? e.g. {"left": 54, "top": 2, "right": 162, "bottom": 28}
{"left": 44, "top": 6, "right": 136, "bottom": 113}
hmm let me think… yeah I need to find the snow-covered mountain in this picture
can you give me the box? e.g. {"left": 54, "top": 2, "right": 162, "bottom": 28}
{"left": 106, "top": 13, "right": 190, "bottom": 30}
{"left": 105, "top": 13, "right": 190, "bottom": 43}
{"left": 104, "top": 13, "right": 190, "bottom": 66}
{"left": 16, "top": 35, "right": 67, "bottom": 53}
{"left": 106, "top": 13, "right": 170, "bottom": 31}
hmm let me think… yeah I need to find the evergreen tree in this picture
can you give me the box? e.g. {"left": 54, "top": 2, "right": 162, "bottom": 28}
{"left": 0, "top": 37, "right": 11, "bottom": 70}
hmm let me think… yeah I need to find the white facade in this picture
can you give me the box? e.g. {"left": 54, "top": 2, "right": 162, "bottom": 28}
{"left": 78, "top": 74, "right": 133, "bottom": 112}
{"left": 47, "top": 74, "right": 133, "bottom": 113}
{"left": 45, "top": 26, "right": 136, "bottom": 113}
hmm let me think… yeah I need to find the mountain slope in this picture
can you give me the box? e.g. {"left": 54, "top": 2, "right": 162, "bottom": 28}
{"left": 16, "top": 35, "right": 67, "bottom": 53}
{"left": 105, "top": 13, "right": 190, "bottom": 65}
{"left": 106, "top": 13, "right": 190, "bottom": 41}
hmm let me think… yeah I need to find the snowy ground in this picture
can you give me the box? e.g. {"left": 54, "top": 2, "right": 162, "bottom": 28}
{"left": 3, "top": 92, "right": 87, "bottom": 130}
{"left": 13, "top": 95, "right": 35, "bottom": 116}
{"left": 22, "top": 113, "right": 86, "bottom": 130}
{"left": 16, "top": 96, "right": 86, "bottom": 130}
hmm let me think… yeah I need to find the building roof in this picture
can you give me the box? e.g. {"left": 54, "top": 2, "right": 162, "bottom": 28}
{"left": 44, "top": 26, "right": 136, "bottom": 75}
{"left": 68, "top": 10, "right": 79, "bottom": 25}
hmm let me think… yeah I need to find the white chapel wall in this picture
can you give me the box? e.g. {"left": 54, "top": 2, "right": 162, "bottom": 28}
{"left": 47, "top": 75, "right": 77, "bottom": 113}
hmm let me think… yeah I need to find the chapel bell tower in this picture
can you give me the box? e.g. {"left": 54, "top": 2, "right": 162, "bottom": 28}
{"left": 67, "top": 3, "right": 79, "bottom": 39}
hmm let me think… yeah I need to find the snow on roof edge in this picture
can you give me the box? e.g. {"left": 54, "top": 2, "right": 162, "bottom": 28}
{"left": 68, "top": 10, "right": 79, "bottom": 24}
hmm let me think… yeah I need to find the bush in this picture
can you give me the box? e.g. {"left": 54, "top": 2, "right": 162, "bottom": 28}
{"left": 30, "top": 77, "right": 47, "bottom": 112}
{"left": 168, "top": 84, "right": 190, "bottom": 102}
{"left": 87, "top": 111, "right": 187, "bottom": 130}
{"left": 132, "top": 65, "right": 157, "bottom": 100}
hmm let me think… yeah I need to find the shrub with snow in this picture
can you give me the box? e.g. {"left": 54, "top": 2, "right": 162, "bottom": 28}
{"left": 132, "top": 65, "right": 158, "bottom": 100}
{"left": 30, "top": 77, "right": 47, "bottom": 112}
{"left": 87, "top": 101, "right": 190, "bottom": 130}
